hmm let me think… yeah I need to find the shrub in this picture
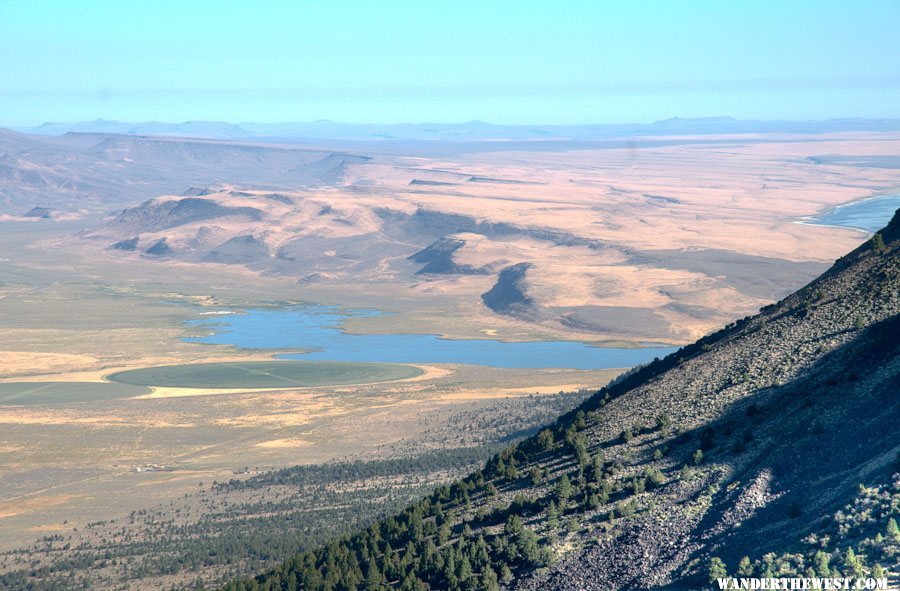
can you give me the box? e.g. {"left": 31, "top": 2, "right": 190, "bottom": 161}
{"left": 645, "top": 467, "right": 665, "bottom": 488}
{"left": 618, "top": 499, "right": 637, "bottom": 517}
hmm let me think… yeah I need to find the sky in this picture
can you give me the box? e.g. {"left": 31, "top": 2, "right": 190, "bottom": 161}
{"left": 1, "top": 0, "right": 899, "bottom": 126}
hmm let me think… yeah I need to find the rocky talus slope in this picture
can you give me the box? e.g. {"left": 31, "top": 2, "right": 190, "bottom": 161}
{"left": 225, "top": 211, "right": 900, "bottom": 591}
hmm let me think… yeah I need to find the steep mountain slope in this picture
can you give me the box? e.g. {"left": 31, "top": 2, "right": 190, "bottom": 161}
{"left": 226, "top": 211, "right": 900, "bottom": 591}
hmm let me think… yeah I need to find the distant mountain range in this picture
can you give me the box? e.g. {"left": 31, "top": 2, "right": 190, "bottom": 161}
{"left": 12, "top": 117, "right": 900, "bottom": 142}
{"left": 0, "top": 127, "right": 365, "bottom": 215}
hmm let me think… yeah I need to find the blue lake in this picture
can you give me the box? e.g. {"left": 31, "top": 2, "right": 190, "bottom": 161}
{"left": 805, "top": 194, "right": 900, "bottom": 232}
{"left": 185, "top": 306, "right": 677, "bottom": 370}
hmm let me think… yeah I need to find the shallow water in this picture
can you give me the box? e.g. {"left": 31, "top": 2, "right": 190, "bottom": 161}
{"left": 185, "top": 306, "right": 677, "bottom": 370}
{"left": 805, "top": 194, "right": 900, "bottom": 232}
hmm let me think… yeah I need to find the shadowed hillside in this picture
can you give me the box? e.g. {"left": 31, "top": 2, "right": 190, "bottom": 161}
{"left": 224, "top": 211, "right": 900, "bottom": 590}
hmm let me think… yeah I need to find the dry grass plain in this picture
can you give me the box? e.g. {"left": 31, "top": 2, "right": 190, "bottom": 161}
{"left": 0, "top": 360, "right": 618, "bottom": 552}
{"left": 0, "top": 222, "right": 620, "bottom": 553}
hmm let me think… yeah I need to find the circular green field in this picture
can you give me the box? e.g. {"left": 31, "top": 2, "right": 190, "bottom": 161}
{"left": 105, "top": 360, "right": 424, "bottom": 389}
{"left": 0, "top": 382, "right": 151, "bottom": 405}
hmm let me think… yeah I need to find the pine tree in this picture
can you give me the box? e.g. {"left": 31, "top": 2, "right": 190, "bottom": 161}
{"left": 499, "top": 564, "right": 514, "bottom": 585}
{"left": 814, "top": 551, "right": 830, "bottom": 577}
{"left": 592, "top": 455, "right": 604, "bottom": 482}
{"left": 574, "top": 410, "right": 587, "bottom": 430}
{"left": 479, "top": 566, "right": 500, "bottom": 591}
{"left": 457, "top": 555, "right": 473, "bottom": 584}
{"left": 537, "top": 429, "right": 556, "bottom": 451}
{"left": 843, "top": 548, "right": 864, "bottom": 578}
{"left": 555, "top": 474, "right": 573, "bottom": 505}
{"left": 708, "top": 557, "right": 728, "bottom": 584}
{"left": 737, "top": 556, "right": 753, "bottom": 577}
{"left": 657, "top": 412, "right": 672, "bottom": 436}
{"left": 437, "top": 522, "right": 452, "bottom": 545}
{"left": 364, "top": 563, "right": 386, "bottom": 591}
{"left": 505, "top": 515, "right": 524, "bottom": 536}
{"left": 630, "top": 476, "right": 646, "bottom": 494}
{"left": 546, "top": 501, "right": 560, "bottom": 529}
{"left": 573, "top": 436, "right": 590, "bottom": 467}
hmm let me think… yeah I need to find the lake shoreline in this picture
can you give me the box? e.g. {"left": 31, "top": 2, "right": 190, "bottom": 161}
{"left": 798, "top": 192, "right": 900, "bottom": 233}
{"left": 184, "top": 305, "right": 677, "bottom": 370}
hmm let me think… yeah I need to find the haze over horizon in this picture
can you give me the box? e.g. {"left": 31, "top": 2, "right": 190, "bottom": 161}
{"left": 15, "top": 114, "right": 900, "bottom": 127}
{"left": 2, "top": 0, "right": 899, "bottom": 127}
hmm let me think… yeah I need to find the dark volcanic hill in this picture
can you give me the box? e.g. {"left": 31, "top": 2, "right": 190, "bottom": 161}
{"left": 226, "top": 212, "right": 900, "bottom": 591}
{"left": 109, "top": 197, "right": 264, "bottom": 233}
{"left": 481, "top": 262, "right": 540, "bottom": 318}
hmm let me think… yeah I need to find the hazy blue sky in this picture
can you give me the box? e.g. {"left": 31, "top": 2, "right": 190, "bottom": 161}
{"left": 1, "top": 0, "right": 898, "bottom": 125}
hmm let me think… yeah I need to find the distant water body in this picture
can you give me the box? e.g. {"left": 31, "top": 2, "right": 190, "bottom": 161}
{"left": 804, "top": 194, "right": 900, "bottom": 233}
{"left": 185, "top": 306, "right": 677, "bottom": 370}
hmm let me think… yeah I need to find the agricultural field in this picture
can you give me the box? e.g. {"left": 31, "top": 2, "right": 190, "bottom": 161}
{"left": 0, "top": 382, "right": 149, "bottom": 405}
{"left": 106, "top": 361, "right": 424, "bottom": 389}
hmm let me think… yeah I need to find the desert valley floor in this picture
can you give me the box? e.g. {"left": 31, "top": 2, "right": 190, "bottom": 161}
{"left": 1, "top": 127, "right": 899, "bottom": 588}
